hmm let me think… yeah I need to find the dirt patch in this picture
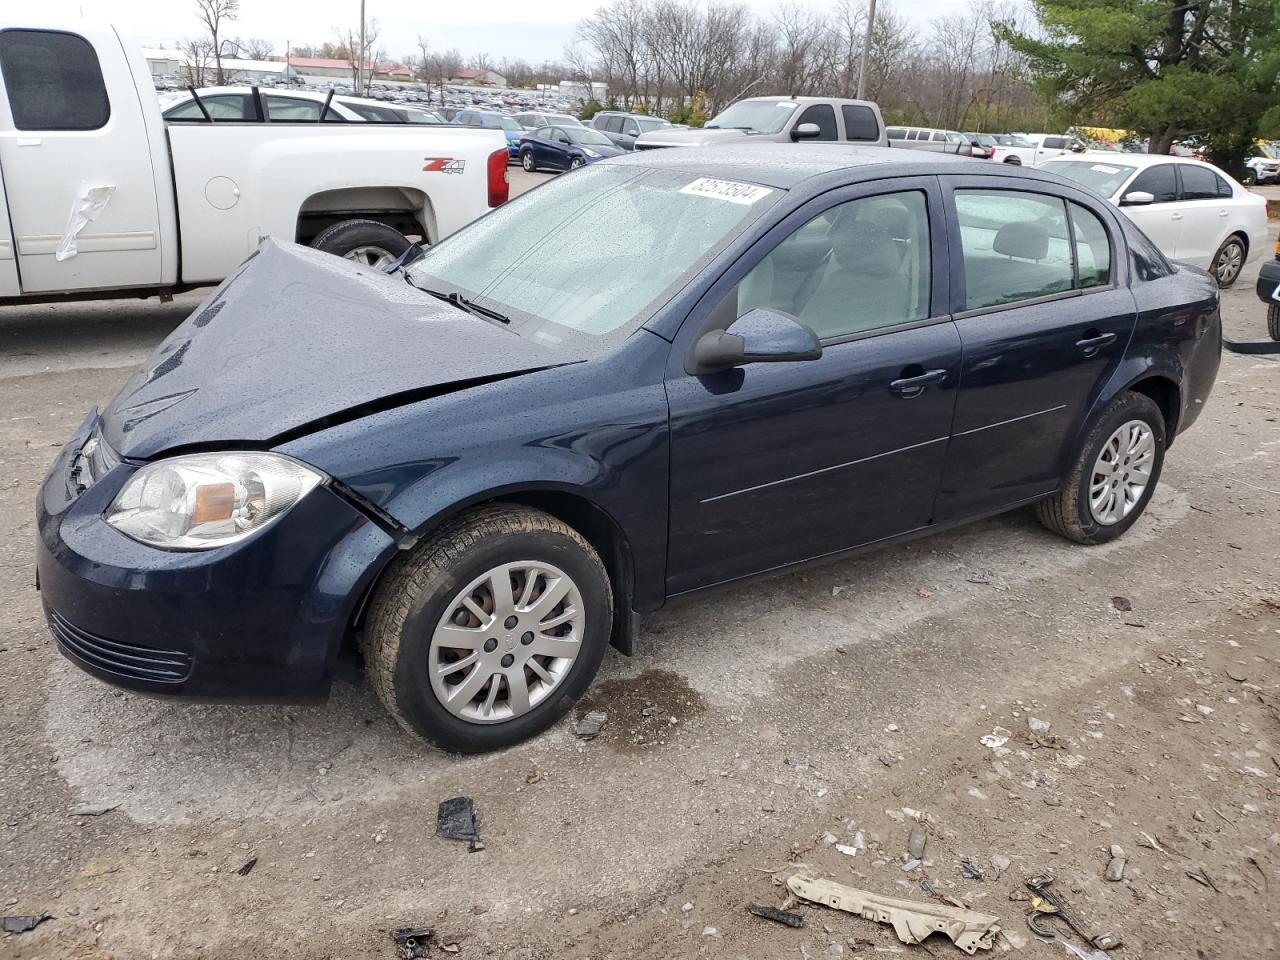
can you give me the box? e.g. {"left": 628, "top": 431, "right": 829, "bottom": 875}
{"left": 577, "top": 668, "right": 707, "bottom": 753}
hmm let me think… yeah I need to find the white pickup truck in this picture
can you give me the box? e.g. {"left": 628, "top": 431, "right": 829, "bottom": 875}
{"left": 0, "top": 20, "right": 509, "bottom": 302}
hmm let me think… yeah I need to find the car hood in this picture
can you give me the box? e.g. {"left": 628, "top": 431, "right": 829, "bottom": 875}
{"left": 634, "top": 127, "right": 754, "bottom": 148}
{"left": 101, "top": 239, "right": 573, "bottom": 460}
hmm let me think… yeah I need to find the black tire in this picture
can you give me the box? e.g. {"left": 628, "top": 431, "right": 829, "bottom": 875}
{"left": 311, "top": 218, "right": 412, "bottom": 268}
{"left": 1035, "top": 392, "right": 1166, "bottom": 545}
{"left": 1242, "top": 168, "right": 1258, "bottom": 185}
{"left": 1210, "top": 233, "right": 1247, "bottom": 288}
{"left": 361, "top": 504, "right": 613, "bottom": 753}
{"left": 1003, "top": 157, "right": 1022, "bottom": 166}
{"left": 1269, "top": 302, "right": 1280, "bottom": 341}
{"left": 520, "top": 150, "right": 536, "bottom": 172}
{"left": 569, "top": 156, "right": 583, "bottom": 169}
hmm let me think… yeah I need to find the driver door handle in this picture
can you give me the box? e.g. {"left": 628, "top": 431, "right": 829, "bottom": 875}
{"left": 890, "top": 368, "right": 948, "bottom": 397}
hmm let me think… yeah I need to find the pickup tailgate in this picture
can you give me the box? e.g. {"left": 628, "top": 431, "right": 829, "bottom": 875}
{"left": 165, "top": 123, "right": 507, "bottom": 283}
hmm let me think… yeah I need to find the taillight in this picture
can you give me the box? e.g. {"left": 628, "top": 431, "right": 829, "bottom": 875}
{"left": 487, "top": 148, "right": 509, "bottom": 208}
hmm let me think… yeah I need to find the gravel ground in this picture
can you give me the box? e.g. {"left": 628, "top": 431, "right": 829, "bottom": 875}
{"left": 0, "top": 187, "right": 1277, "bottom": 960}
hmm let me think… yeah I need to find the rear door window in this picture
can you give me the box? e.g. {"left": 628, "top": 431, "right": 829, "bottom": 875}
{"left": 886, "top": 127, "right": 906, "bottom": 139}
{"left": 1044, "top": 137, "right": 1065, "bottom": 149}
{"left": 165, "top": 95, "right": 249, "bottom": 120}
{"left": 795, "top": 104, "right": 837, "bottom": 141}
{"left": 1179, "top": 164, "right": 1227, "bottom": 201}
{"left": 841, "top": 104, "right": 880, "bottom": 141}
{"left": 955, "top": 190, "right": 1074, "bottom": 310}
{"left": 1070, "top": 203, "right": 1112, "bottom": 288}
{"left": 0, "top": 29, "right": 110, "bottom": 131}
{"left": 266, "top": 96, "right": 321, "bottom": 121}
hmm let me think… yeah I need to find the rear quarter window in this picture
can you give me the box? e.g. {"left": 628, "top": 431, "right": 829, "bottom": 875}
{"left": 842, "top": 104, "right": 880, "bottom": 141}
{"left": 0, "top": 29, "right": 110, "bottom": 131}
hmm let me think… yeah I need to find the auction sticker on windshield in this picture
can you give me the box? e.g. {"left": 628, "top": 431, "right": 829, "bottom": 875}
{"left": 1090, "top": 164, "right": 1121, "bottom": 174}
{"left": 679, "top": 177, "right": 773, "bottom": 205}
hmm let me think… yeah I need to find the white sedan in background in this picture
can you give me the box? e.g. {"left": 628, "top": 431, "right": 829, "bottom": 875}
{"left": 1041, "top": 153, "right": 1268, "bottom": 287}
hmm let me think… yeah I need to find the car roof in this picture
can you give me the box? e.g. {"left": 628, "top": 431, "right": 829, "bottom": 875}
{"left": 603, "top": 142, "right": 1014, "bottom": 189}
{"left": 1043, "top": 151, "right": 1195, "bottom": 170}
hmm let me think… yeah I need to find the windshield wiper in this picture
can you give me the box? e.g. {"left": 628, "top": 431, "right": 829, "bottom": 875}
{"left": 402, "top": 273, "right": 511, "bottom": 325}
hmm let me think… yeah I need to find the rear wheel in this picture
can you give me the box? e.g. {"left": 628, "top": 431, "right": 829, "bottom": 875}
{"left": 1269, "top": 303, "right": 1280, "bottom": 341}
{"left": 1003, "top": 157, "right": 1022, "bottom": 166}
{"left": 1242, "top": 168, "right": 1258, "bottom": 186}
{"left": 520, "top": 150, "right": 536, "bottom": 172}
{"left": 1035, "top": 392, "right": 1165, "bottom": 545}
{"left": 362, "top": 505, "right": 613, "bottom": 753}
{"left": 1211, "top": 234, "right": 1247, "bottom": 288}
{"left": 311, "top": 219, "right": 412, "bottom": 271}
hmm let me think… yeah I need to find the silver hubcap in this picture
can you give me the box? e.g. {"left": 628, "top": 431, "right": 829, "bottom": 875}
{"left": 343, "top": 245, "right": 398, "bottom": 270}
{"left": 1089, "top": 420, "right": 1155, "bottom": 525}
{"left": 1215, "top": 241, "right": 1243, "bottom": 284}
{"left": 522, "top": 154, "right": 533, "bottom": 170}
{"left": 429, "top": 561, "right": 584, "bottom": 724}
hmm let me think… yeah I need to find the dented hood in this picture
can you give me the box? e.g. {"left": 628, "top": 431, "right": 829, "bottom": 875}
{"left": 102, "top": 239, "right": 570, "bottom": 459}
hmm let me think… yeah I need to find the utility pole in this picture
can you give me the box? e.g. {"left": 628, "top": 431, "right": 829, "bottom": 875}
{"left": 358, "top": 0, "right": 367, "bottom": 96}
{"left": 856, "top": 0, "right": 878, "bottom": 101}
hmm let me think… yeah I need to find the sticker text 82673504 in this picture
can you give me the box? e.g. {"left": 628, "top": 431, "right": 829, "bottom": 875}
{"left": 678, "top": 177, "right": 773, "bottom": 205}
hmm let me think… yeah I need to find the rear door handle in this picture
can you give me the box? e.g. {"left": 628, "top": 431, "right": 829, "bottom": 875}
{"left": 890, "top": 368, "right": 948, "bottom": 397}
{"left": 1076, "top": 331, "right": 1117, "bottom": 356}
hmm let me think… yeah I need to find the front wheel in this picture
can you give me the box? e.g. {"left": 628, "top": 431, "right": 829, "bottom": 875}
{"left": 362, "top": 505, "right": 613, "bottom": 753}
{"left": 1003, "top": 157, "right": 1022, "bottom": 166}
{"left": 311, "top": 219, "right": 412, "bottom": 271}
{"left": 520, "top": 150, "right": 536, "bottom": 172}
{"left": 569, "top": 156, "right": 583, "bottom": 170}
{"left": 1242, "top": 168, "right": 1258, "bottom": 186}
{"left": 1268, "top": 302, "right": 1280, "bottom": 341}
{"left": 1211, "top": 234, "right": 1247, "bottom": 288}
{"left": 1035, "top": 392, "right": 1165, "bottom": 545}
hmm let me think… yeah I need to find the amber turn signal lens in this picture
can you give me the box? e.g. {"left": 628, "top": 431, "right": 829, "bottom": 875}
{"left": 193, "top": 482, "right": 236, "bottom": 524}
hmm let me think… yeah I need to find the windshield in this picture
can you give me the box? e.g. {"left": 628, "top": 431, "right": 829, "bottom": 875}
{"left": 995, "top": 134, "right": 1032, "bottom": 147}
{"left": 1040, "top": 159, "right": 1137, "bottom": 198}
{"left": 548, "top": 114, "right": 583, "bottom": 126}
{"left": 570, "top": 128, "right": 614, "bottom": 146}
{"left": 706, "top": 99, "right": 798, "bottom": 134}
{"left": 408, "top": 165, "right": 781, "bottom": 348}
{"left": 483, "top": 115, "right": 522, "bottom": 131}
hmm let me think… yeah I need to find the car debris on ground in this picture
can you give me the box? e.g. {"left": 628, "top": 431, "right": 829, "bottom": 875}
{"left": 436, "top": 797, "right": 483, "bottom": 852}
{"left": 746, "top": 903, "right": 805, "bottom": 928}
{"left": 392, "top": 927, "right": 435, "bottom": 959}
{"left": 573, "top": 711, "right": 608, "bottom": 739}
{"left": 781, "top": 868, "right": 1002, "bottom": 954}
{"left": 69, "top": 802, "right": 117, "bottom": 817}
{"left": 1, "top": 915, "right": 51, "bottom": 934}
{"left": 1024, "top": 873, "right": 1121, "bottom": 951}
{"left": 236, "top": 857, "right": 258, "bottom": 877}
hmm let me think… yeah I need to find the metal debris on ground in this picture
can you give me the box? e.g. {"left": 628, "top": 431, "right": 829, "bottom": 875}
{"left": 747, "top": 903, "right": 805, "bottom": 928}
{"left": 959, "top": 859, "right": 986, "bottom": 881}
{"left": 236, "top": 857, "right": 258, "bottom": 877}
{"left": 1, "top": 915, "right": 51, "bottom": 934}
{"left": 69, "top": 803, "right": 118, "bottom": 817}
{"left": 392, "top": 927, "right": 435, "bottom": 959}
{"left": 574, "top": 711, "right": 608, "bottom": 739}
{"left": 1023, "top": 873, "right": 1121, "bottom": 951}
{"left": 784, "top": 869, "right": 1001, "bottom": 954}
{"left": 436, "top": 797, "right": 483, "bottom": 852}
{"left": 907, "top": 827, "right": 927, "bottom": 860}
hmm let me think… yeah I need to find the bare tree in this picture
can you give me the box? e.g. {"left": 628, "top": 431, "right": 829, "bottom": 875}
{"left": 177, "top": 36, "right": 214, "bottom": 87}
{"left": 194, "top": 0, "right": 239, "bottom": 85}
{"left": 336, "top": 18, "right": 381, "bottom": 94}
{"left": 236, "top": 37, "right": 274, "bottom": 60}
{"left": 427, "top": 48, "right": 464, "bottom": 106}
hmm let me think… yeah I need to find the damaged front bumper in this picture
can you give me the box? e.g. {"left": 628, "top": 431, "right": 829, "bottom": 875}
{"left": 36, "top": 410, "right": 398, "bottom": 702}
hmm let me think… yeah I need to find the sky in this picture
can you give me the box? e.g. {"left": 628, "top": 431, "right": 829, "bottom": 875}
{"left": 45, "top": 0, "right": 974, "bottom": 66}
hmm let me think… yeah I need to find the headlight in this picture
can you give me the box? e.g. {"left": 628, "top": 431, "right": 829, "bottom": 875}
{"left": 583, "top": 148, "right": 601, "bottom": 158}
{"left": 106, "top": 452, "right": 324, "bottom": 550}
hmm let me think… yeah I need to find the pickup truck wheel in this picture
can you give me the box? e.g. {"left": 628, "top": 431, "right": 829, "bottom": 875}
{"left": 361, "top": 504, "right": 613, "bottom": 753}
{"left": 1268, "top": 303, "right": 1280, "bottom": 341}
{"left": 520, "top": 151, "right": 536, "bottom": 172}
{"left": 1003, "top": 157, "right": 1022, "bottom": 165}
{"left": 1034, "top": 392, "right": 1165, "bottom": 546}
{"left": 311, "top": 219, "right": 412, "bottom": 271}
{"left": 1242, "top": 169, "right": 1258, "bottom": 186}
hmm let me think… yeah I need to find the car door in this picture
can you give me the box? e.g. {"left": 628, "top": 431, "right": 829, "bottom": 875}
{"left": 1117, "top": 163, "right": 1183, "bottom": 258}
{"left": 0, "top": 26, "right": 166, "bottom": 294}
{"left": 664, "top": 178, "right": 960, "bottom": 594}
{"left": 544, "top": 127, "right": 571, "bottom": 170}
{"left": 1172, "top": 163, "right": 1232, "bottom": 268}
{"left": 935, "top": 179, "right": 1136, "bottom": 522}
{"left": 791, "top": 103, "right": 838, "bottom": 142}
{"left": 620, "top": 117, "right": 641, "bottom": 150}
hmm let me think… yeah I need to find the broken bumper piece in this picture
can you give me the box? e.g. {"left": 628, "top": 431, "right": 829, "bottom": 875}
{"left": 784, "top": 870, "right": 1001, "bottom": 954}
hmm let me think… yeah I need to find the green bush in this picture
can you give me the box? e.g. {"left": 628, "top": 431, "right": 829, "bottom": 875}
{"left": 579, "top": 99, "right": 604, "bottom": 121}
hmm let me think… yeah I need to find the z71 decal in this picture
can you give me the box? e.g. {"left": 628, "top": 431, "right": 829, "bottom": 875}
{"left": 423, "top": 158, "right": 466, "bottom": 174}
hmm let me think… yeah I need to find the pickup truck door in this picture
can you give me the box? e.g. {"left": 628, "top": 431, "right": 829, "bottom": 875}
{"left": 0, "top": 26, "right": 165, "bottom": 294}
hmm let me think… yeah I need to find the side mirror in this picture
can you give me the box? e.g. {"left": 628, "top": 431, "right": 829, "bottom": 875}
{"left": 1119, "top": 190, "right": 1155, "bottom": 206}
{"left": 791, "top": 122, "right": 822, "bottom": 142}
{"left": 690, "top": 308, "right": 822, "bottom": 374}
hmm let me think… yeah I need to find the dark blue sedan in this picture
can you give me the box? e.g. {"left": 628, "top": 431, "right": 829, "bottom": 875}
{"left": 37, "top": 145, "right": 1221, "bottom": 753}
{"left": 518, "top": 125, "right": 624, "bottom": 172}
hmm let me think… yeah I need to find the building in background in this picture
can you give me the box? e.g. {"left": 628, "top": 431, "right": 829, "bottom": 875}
{"left": 447, "top": 68, "right": 507, "bottom": 87}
